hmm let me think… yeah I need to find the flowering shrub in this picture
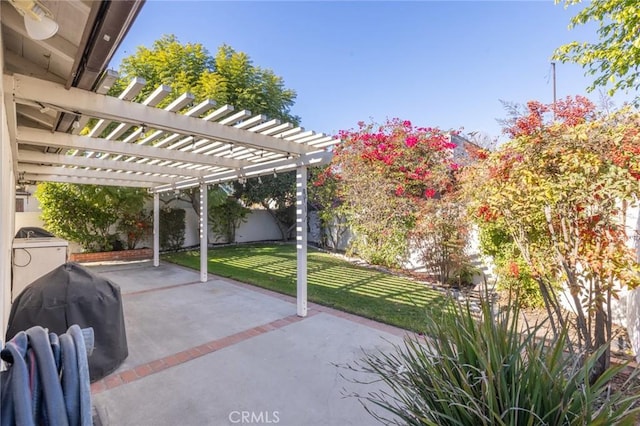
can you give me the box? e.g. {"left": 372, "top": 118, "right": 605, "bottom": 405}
{"left": 463, "top": 97, "right": 640, "bottom": 377}
{"left": 317, "top": 118, "right": 470, "bottom": 277}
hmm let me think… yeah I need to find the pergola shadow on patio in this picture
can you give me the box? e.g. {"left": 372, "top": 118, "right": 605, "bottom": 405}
{"left": 88, "top": 261, "right": 406, "bottom": 426}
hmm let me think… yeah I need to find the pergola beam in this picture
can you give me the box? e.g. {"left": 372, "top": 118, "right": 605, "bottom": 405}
{"left": 21, "top": 173, "right": 153, "bottom": 188}
{"left": 19, "top": 164, "right": 176, "bottom": 184}
{"left": 17, "top": 151, "right": 206, "bottom": 178}
{"left": 153, "top": 150, "right": 332, "bottom": 193}
{"left": 8, "top": 74, "right": 315, "bottom": 156}
{"left": 17, "top": 127, "right": 245, "bottom": 169}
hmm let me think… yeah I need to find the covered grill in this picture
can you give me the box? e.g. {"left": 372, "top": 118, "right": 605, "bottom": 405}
{"left": 6, "top": 262, "right": 128, "bottom": 381}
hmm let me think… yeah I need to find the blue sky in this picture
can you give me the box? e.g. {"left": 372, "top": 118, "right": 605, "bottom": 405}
{"left": 109, "top": 1, "right": 633, "bottom": 142}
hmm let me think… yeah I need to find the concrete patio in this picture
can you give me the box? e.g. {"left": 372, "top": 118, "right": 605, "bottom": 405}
{"left": 88, "top": 261, "right": 408, "bottom": 426}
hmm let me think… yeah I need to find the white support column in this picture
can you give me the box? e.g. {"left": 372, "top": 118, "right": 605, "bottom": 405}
{"left": 296, "top": 166, "right": 308, "bottom": 317}
{"left": 199, "top": 182, "right": 208, "bottom": 282}
{"left": 153, "top": 192, "right": 159, "bottom": 267}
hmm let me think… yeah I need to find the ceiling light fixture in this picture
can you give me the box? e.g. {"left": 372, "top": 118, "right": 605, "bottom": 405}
{"left": 9, "top": 0, "right": 59, "bottom": 41}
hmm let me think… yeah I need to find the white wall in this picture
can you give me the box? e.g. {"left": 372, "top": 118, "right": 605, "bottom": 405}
{"left": 162, "top": 200, "right": 284, "bottom": 247}
{"left": 626, "top": 205, "right": 640, "bottom": 361}
{"left": 235, "top": 210, "right": 282, "bottom": 243}
{"left": 1, "top": 19, "right": 15, "bottom": 337}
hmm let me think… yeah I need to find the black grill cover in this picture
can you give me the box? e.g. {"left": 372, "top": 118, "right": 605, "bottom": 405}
{"left": 14, "top": 227, "right": 55, "bottom": 238}
{"left": 6, "top": 262, "right": 128, "bottom": 381}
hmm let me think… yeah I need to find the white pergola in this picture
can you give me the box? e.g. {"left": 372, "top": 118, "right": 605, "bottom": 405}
{"left": 7, "top": 72, "right": 340, "bottom": 317}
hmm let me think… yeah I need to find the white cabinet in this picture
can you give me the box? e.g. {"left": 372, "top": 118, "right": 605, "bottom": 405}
{"left": 12, "top": 238, "right": 68, "bottom": 301}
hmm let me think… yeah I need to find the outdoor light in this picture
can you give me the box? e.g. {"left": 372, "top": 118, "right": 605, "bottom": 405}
{"left": 9, "top": 0, "right": 59, "bottom": 40}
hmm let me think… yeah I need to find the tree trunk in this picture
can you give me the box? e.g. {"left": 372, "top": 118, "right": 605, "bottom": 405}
{"left": 262, "top": 203, "right": 289, "bottom": 241}
{"left": 591, "top": 278, "right": 609, "bottom": 381}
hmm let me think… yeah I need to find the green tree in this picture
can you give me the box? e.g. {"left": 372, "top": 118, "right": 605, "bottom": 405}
{"left": 553, "top": 0, "right": 640, "bottom": 100}
{"left": 112, "top": 34, "right": 299, "bottom": 123}
{"left": 36, "top": 183, "right": 149, "bottom": 252}
{"left": 159, "top": 207, "right": 185, "bottom": 251}
{"left": 208, "top": 186, "right": 250, "bottom": 243}
{"left": 234, "top": 173, "right": 297, "bottom": 242}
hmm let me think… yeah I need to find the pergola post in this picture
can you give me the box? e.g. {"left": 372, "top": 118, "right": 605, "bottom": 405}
{"left": 153, "top": 192, "right": 159, "bottom": 267}
{"left": 199, "top": 182, "right": 208, "bottom": 283}
{"left": 296, "top": 166, "right": 308, "bottom": 317}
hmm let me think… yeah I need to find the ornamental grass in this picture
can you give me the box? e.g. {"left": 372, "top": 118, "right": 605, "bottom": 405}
{"left": 352, "top": 298, "right": 640, "bottom": 425}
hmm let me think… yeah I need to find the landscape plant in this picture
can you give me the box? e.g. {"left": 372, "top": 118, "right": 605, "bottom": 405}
{"left": 234, "top": 173, "right": 297, "bottom": 241}
{"left": 207, "top": 186, "right": 250, "bottom": 243}
{"left": 117, "top": 209, "right": 152, "bottom": 250}
{"left": 463, "top": 96, "right": 640, "bottom": 376}
{"left": 159, "top": 207, "right": 186, "bottom": 251}
{"left": 111, "top": 34, "right": 299, "bottom": 123}
{"left": 554, "top": 0, "right": 640, "bottom": 101}
{"left": 36, "top": 183, "right": 149, "bottom": 252}
{"left": 318, "top": 118, "right": 471, "bottom": 279}
{"left": 351, "top": 297, "right": 640, "bottom": 425}
{"left": 308, "top": 166, "right": 348, "bottom": 251}
{"left": 477, "top": 222, "right": 545, "bottom": 308}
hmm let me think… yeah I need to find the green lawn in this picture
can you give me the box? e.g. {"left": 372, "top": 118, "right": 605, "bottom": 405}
{"left": 164, "top": 243, "right": 449, "bottom": 333}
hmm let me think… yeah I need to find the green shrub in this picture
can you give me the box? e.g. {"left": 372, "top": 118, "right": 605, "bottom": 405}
{"left": 352, "top": 298, "right": 640, "bottom": 425}
{"left": 117, "top": 210, "right": 152, "bottom": 249}
{"left": 478, "top": 222, "right": 546, "bottom": 308}
{"left": 36, "top": 183, "right": 149, "bottom": 252}
{"left": 159, "top": 207, "right": 185, "bottom": 251}
{"left": 208, "top": 195, "right": 250, "bottom": 243}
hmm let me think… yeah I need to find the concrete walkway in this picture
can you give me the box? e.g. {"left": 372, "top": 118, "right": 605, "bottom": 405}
{"left": 88, "top": 261, "right": 408, "bottom": 426}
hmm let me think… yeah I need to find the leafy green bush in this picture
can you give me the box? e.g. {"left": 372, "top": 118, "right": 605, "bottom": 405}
{"left": 159, "top": 207, "right": 185, "bottom": 251}
{"left": 478, "top": 222, "right": 545, "bottom": 308}
{"left": 352, "top": 298, "right": 640, "bottom": 425}
{"left": 117, "top": 210, "right": 152, "bottom": 249}
{"left": 36, "top": 183, "right": 149, "bottom": 252}
{"left": 208, "top": 193, "right": 250, "bottom": 243}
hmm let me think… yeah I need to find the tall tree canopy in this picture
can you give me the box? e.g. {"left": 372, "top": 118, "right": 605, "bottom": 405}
{"left": 553, "top": 0, "right": 640, "bottom": 100}
{"left": 111, "top": 34, "right": 299, "bottom": 123}
{"left": 463, "top": 97, "right": 640, "bottom": 377}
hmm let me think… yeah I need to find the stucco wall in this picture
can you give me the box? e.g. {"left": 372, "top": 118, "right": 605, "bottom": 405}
{"left": 1, "top": 26, "right": 15, "bottom": 336}
{"left": 626, "top": 205, "right": 640, "bottom": 361}
{"left": 235, "top": 210, "right": 283, "bottom": 243}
